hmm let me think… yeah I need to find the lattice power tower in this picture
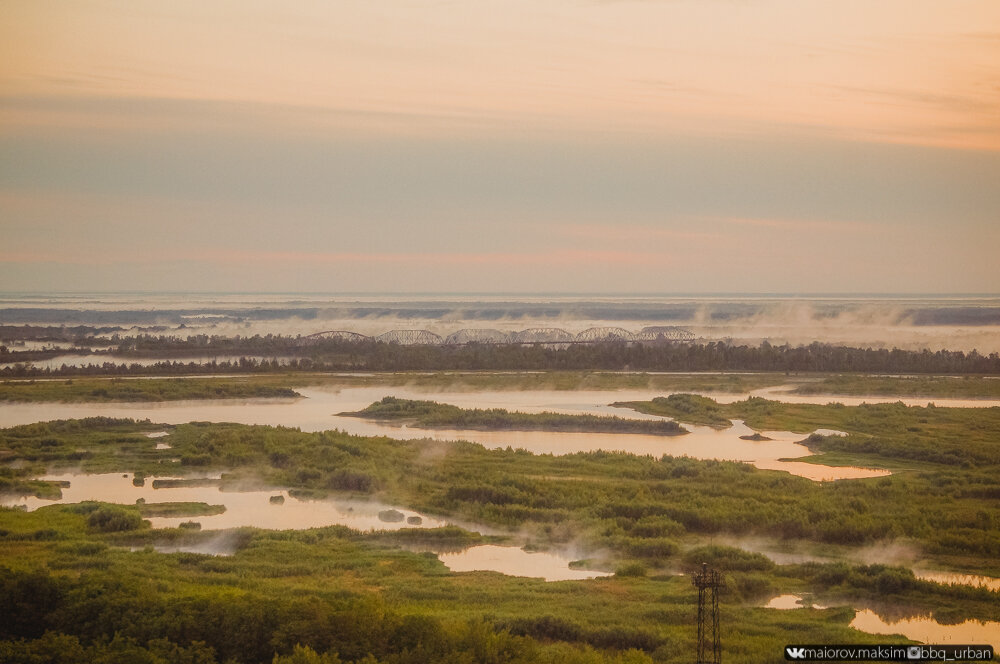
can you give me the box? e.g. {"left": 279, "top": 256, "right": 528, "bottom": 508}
{"left": 692, "top": 563, "right": 723, "bottom": 664}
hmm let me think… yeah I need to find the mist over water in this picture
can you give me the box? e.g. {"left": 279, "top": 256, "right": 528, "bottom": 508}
{"left": 0, "top": 386, "right": 891, "bottom": 481}
{"left": 2, "top": 293, "right": 1000, "bottom": 352}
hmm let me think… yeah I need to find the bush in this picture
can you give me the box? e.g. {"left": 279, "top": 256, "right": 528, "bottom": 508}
{"left": 681, "top": 545, "right": 774, "bottom": 572}
{"left": 615, "top": 562, "right": 647, "bottom": 578}
{"left": 180, "top": 453, "right": 211, "bottom": 466}
{"left": 327, "top": 470, "right": 376, "bottom": 493}
{"left": 86, "top": 505, "right": 143, "bottom": 533}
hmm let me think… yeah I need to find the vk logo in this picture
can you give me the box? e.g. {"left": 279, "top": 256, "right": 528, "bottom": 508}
{"left": 786, "top": 647, "right": 807, "bottom": 659}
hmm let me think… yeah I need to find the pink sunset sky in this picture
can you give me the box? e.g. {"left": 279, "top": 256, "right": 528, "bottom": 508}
{"left": 1, "top": 0, "right": 998, "bottom": 292}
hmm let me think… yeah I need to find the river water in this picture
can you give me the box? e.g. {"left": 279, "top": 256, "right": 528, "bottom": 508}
{"left": 0, "top": 354, "right": 297, "bottom": 370}
{"left": 0, "top": 386, "right": 889, "bottom": 481}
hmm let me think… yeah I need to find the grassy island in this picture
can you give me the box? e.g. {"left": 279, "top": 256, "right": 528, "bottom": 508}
{"left": 340, "top": 396, "right": 687, "bottom": 435}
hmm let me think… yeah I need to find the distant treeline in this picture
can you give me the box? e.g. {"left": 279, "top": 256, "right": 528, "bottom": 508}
{"left": 0, "top": 324, "right": 124, "bottom": 340}
{"left": 3, "top": 337, "right": 1000, "bottom": 376}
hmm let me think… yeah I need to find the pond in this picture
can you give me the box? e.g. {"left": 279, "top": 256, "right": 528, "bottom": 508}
{"left": 762, "top": 594, "right": 826, "bottom": 610}
{"left": 2, "top": 471, "right": 613, "bottom": 581}
{"left": 726, "top": 538, "right": 1000, "bottom": 592}
{"left": 437, "top": 545, "right": 611, "bottom": 582}
{"left": 850, "top": 609, "right": 1000, "bottom": 646}
{"left": 912, "top": 571, "right": 1000, "bottom": 592}
{"left": 4, "top": 472, "right": 449, "bottom": 532}
{"left": 763, "top": 596, "right": 999, "bottom": 646}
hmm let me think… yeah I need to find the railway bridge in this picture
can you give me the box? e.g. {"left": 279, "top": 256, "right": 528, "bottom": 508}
{"left": 300, "top": 325, "right": 695, "bottom": 346}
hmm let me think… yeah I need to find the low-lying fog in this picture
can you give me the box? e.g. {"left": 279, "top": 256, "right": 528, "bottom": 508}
{"left": 3, "top": 294, "right": 999, "bottom": 352}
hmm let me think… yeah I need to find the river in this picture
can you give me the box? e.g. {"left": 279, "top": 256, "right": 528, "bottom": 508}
{"left": 0, "top": 386, "right": 889, "bottom": 481}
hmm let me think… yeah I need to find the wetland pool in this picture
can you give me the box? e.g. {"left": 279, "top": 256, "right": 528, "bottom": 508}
{"left": 1, "top": 471, "right": 609, "bottom": 582}
{"left": 4, "top": 472, "right": 448, "bottom": 532}
{"left": 762, "top": 595, "right": 999, "bottom": 646}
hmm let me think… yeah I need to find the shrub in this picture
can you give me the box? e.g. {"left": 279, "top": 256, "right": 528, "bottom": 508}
{"left": 86, "top": 505, "right": 143, "bottom": 533}
{"left": 615, "top": 562, "right": 647, "bottom": 577}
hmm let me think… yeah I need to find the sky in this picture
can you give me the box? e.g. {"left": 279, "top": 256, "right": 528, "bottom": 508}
{"left": 1, "top": 0, "right": 998, "bottom": 294}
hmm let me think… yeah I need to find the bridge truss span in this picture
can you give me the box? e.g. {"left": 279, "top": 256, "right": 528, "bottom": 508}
{"left": 375, "top": 329, "right": 444, "bottom": 345}
{"left": 574, "top": 327, "right": 636, "bottom": 342}
{"left": 510, "top": 328, "right": 576, "bottom": 343}
{"left": 299, "top": 325, "right": 695, "bottom": 346}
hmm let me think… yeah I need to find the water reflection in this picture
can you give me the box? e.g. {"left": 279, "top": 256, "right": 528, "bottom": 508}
{"left": 913, "top": 571, "right": 1000, "bottom": 592}
{"left": 437, "top": 545, "right": 611, "bottom": 582}
{"left": 762, "top": 599, "right": 1000, "bottom": 644}
{"left": 764, "top": 594, "right": 804, "bottom": 609}
{"left": 726, "top": 538, "right": 1000, "bottom": 591}
{"left": 0, "top": 387, "right": 888, "bottom": 481}
{"left": 851, "top": 609, "right": 1000, "bottom": 646}
{"left": 763, "top": 594, "right": 826, "bottom": 610}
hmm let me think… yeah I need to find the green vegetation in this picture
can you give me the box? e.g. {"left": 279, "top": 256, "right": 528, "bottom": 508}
{"left": 620, "top": 395, "right": 1000, "bottom": 467}
{"left": 0, "top": 371, "right": 790, "bottom": 406}
{"left": 614, "top": 394, "right": 731, "bottom": 428}
{"left": 342, "top": 397, "right": 686, "bottom": 435}
{"left": 4, "top": 503, "right": 985, "bottom": 664}
{"left": 0, "top": 377, "right": 300, "bottom": 403}
{"left": 790, "top": 374, "right": 1000, "bottom": 399}
{"left": 324, "top": 371, "right": 786, "bottom": 393}
{"left": 4, "top": 405, "right": 999, "bottom": 572}
{"left": 79, "top": 502, "right": 147, "bottom": 533}
{"left": 137, "top": 502, "right": 226, "bottom": 518}
{"left": 3, "top": 391, "right": 999, "bottom": 662}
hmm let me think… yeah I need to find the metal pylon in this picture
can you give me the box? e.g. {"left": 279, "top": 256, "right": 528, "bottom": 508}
{"left": 693, "top": 562, "right": 723, "bottom": 664}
